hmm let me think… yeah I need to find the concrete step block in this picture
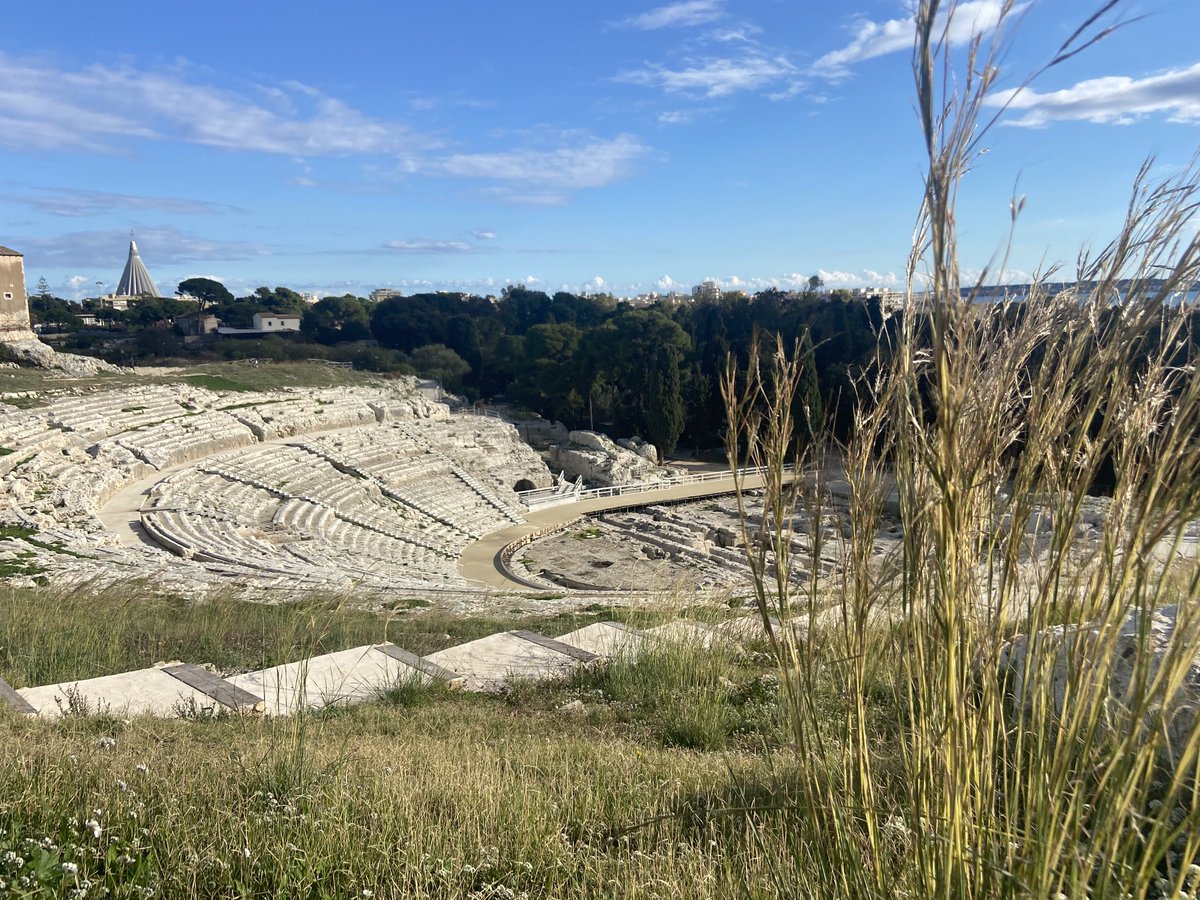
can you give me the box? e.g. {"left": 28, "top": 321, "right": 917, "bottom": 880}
{"left": 425, "top": 630, "right": 597, "bottom": 692}
{"left": 555, "top": 621, "right": 647, "bottom": 660}
{"left": 0, "top": 674, "right": 37, "bottom": 715}
{"left": 229, "top": 643, "right": 435, "bottom": 716}
{"left": 18, "top": 666, "right": 233, "bottom": 719}
{"left": 643, "top": 620, "right": 720, "bottom": 649}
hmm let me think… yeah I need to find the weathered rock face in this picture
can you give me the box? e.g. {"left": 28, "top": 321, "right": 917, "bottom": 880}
{"left": 550, "top": 430, "right": 680, "bottom": 487}
{"left": 0, "top": 339, "right": 120, "bottom": 377}
{"left": 617, "top": 436, "right": 659, "bottom": 465}
{"left": 999, "top": 605, "right": 1200, "bottom": 766}
{"left": 513, "top": 418, "right": 570, "bottom": 449}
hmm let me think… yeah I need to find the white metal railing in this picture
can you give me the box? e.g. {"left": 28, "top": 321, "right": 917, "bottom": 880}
{"left": 517, "top": 464, "right": 795, "bottom": 509}
{"left": 456, "top": 407, "right": 502, "bottom": 419}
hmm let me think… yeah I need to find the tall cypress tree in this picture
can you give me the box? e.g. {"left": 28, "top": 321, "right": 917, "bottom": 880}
{"left": 794, "top": 328, "right": 825, "bottom": 450}
{"left": 646, "top": 348, "right": 685, "bottom": 460}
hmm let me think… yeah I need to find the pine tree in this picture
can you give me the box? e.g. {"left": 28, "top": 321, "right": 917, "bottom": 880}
{"left": 646, "top": 348, "right": 685, "bottom": 460}
{"left": 35, "top": 276, "right": 51, "bottom": 300}
{"left": 794, "top": 328, "right": 824, "bottom": 450}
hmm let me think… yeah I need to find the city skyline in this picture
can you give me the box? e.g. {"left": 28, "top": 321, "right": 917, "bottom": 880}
{"left": 1, "top": 0, "right": 1198, "bottom": 299}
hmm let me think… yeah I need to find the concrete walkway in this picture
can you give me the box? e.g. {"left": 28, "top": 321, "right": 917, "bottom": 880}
{"left": 457, "top": 471, "right": 787, "bottom": 591}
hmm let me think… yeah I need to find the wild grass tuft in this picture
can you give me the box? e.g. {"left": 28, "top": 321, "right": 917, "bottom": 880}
{"left": 720, "top": 3, "right": 1200, "bottom": 897}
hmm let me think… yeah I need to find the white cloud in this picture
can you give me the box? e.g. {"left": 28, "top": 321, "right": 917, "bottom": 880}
{"left": 0, "top": 52, "right": 428, "bottom": 156}
{"left": 656, "top": 275, "right": 678, "bottom": 290}
{"left": 987, "top": 62, "right": 1200, "bottom": 127}
{"left": 13, "top": 226, "right": 268, "bottom": 270}
{"left": 695, "top": 270, "right": 902, "bottom": 292}
{"left": 619, "top": 55, "right": 797, "bottom": 98}
{"left": 5, "top": 187, "right": 237, "bottom": 218}
{"left": 709, "top": 26, "right": 760, "bottom": 43}
{"left": 580, "top": 275, "right": 608, "bottom": 293}
{"left": 657, "top": 110, "right": 693, "bottom": 125}
{"left": 472, "top": 230, "right": 497, "bottom": 240}
{"left": 384, "top": 239, "right": 474, "bottom": 254}
{"left": 813, "top": 1, "right": 1017, "bottom": 78}
{"left": 621, "top": 1, "right": 724, "bottom": 30}
{"left": 439, "top": 134, "right": 648, "bottom": 190}
{"left": 479, "top": 187, "right": 572, "bottom": 206}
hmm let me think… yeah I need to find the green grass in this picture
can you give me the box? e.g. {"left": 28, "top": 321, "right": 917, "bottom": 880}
{"left": 0, "top": 586, "right": 805, "bottom": 898}
{"left": 0, "top": 586, "right": 667, "bottom": 688}
{"left": 181, "top": 374, "right": 256, "bottom": 393}
{"left": 0, "top": 691, "right": 800, "bottom": 899}
{"left": 0, "top": 360, "right": 382, "bottom": 398}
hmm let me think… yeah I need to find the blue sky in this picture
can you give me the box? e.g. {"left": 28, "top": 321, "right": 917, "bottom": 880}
{"left": 1, "top": 0, "right": 1197, "bottom": 300}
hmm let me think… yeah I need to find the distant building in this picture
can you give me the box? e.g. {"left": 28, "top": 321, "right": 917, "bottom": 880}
{"left": 0, "top": 245, "right": 33, "bottom": 339}
{"left": 176, "top": 311, "right": 221, "bottom": 338}
{"left": 216, "top": 312, "right": 302, "bottom": 337}
{"left": 691, "top": 280, "right": 722, "bottom": 302}
{"left": 370, "top": 288, "right": 403, "bottom": 302}
{"left": 253, "top": 312, "right": 300, "bottom": 332}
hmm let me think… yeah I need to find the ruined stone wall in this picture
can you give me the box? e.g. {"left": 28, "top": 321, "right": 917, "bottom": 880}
{"left": 0, "top": 252, "right": 33, "bottom": 338}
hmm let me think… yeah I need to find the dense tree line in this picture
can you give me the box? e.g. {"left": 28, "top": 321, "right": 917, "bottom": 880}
{"left": 364, "top": 285, "right": 886, "bottom": 455}
{"left": 30, "top": 277, "right": 891, "bottom": 456}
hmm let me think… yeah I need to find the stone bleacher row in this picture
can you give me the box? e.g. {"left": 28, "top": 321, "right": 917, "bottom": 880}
{"left": 139, "top": 426, "right": 538, "bottom": 589}
{"left": 3, "top": 615, "right": 787, "bottom": 718}
{"left": 0, "top": 381, "right": 548, "bottom": 592}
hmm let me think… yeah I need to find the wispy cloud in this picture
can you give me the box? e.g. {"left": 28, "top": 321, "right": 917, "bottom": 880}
{"left": 813, "top": 1, "right": 1016, "bottom": 78}
{"left": 438, "top": 133, "right": 648, "bottom": 201}
{"left": 618, "top": 55, "right": 797, "bottom": 98}
{"left": 0, "top": 52, "right": 429, "bottom": 156}
{"left": 471, "top": 230, "right": 497, "bottom": 240}
{"left": 383, "top": 239, "right": 476, "bottom": 254}
{"left": 657, "top": 110, "right": 694, "bottom": 125}
{"left": 4, "top": 187, "right": 239, "bottom": 218}
{"left": 987, "top": 62, "right": 1200, "bottom": 127}
{"left": 621, "top": 1, "right": 724, "bottom": 31}
{"left": 10, "top": 226, "right": 269, "bottom": 270}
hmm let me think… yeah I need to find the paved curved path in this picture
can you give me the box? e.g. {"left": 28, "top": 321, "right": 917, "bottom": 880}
{"left": 457, "top": 472, "right": 789, "bottom": 591}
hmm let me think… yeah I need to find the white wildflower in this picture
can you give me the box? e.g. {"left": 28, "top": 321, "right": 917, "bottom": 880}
{"left": 61, "top": 862, "right": 79, "bottom": 876}
{"left": 84, "top": 819, "right": 102, "bottom": 839}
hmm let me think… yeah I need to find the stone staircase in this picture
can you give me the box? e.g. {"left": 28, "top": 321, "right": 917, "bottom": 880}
{"left": 0, "top": 617, "right": 774, "bottom": 719}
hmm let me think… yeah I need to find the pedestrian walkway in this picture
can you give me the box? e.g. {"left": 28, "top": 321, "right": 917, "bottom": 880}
{"left": 458, "top": 470, "right": 793, "bottom": 591}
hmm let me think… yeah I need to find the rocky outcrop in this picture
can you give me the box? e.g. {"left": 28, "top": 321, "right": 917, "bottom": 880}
{"left": 0, "top": 339, "right": 121, "bottom": 377}
{"left": 617, "top": 436, "right": 659, "bottom": 465}
{"left": 513, "top": 417, "right": 570, "bottom": 449}
{"left": 549, "top": 430, "right": 681, "bottom": 487}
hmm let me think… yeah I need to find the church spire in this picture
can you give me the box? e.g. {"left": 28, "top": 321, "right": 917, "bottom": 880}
{"left": 116, "top": 239, "right": 159, "bottom": 298}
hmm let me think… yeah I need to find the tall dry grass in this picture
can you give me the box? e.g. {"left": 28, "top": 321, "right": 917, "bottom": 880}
{"left": 725, "top": 2, "right": 1200, "bottom": 897}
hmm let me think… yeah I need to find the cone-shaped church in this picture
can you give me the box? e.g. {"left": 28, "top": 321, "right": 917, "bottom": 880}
{"left": 116, "top": 240, "right": 159, "bottom": 298}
